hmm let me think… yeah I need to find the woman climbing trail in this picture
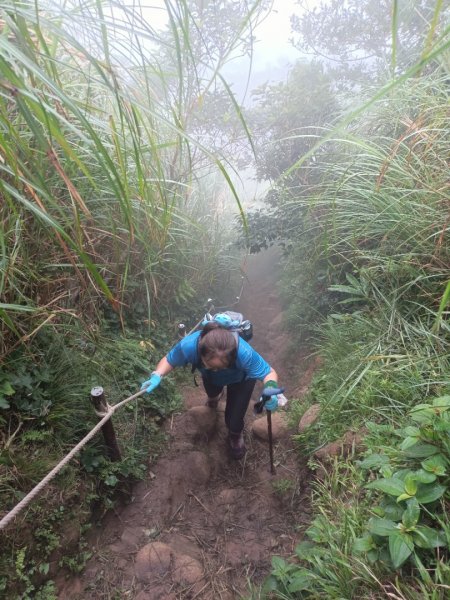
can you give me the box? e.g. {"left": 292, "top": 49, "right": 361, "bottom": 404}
{"left": 141, "top": 313, "right": 285, "bottom": 460}
{"left": 56, "top": 248, "right": 313, "bottom": 600}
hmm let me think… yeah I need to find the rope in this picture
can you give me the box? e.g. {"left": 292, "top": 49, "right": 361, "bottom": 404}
{"left": 0, "top": 389, "right": 146, "bottom": 531}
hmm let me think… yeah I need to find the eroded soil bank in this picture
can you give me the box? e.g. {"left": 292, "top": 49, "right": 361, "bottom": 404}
{"left": 57, "top": 248, "right": 315, "bottom": 599}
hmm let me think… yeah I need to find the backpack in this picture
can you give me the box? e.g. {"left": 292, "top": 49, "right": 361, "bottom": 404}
{"left": 201, "top": 311, "right": 253, "bottom": 342}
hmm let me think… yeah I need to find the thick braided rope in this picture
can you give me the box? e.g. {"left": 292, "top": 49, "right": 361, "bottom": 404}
{"left": 0, "top": 389, "right": 146, "bottom": 531}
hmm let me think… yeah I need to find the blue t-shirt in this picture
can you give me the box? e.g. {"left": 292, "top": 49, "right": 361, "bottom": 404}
{"left": 166, "top": 331, "right": 271, "bottom": 386}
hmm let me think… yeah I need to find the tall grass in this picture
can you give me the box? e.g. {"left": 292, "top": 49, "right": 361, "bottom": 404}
{"left": 267, "top": 79, "right": 450, "bottom": 599}
{"left": 283, "top": 71, "right": 449, "bottom": 436}
{"left": 0, "top": 2, "right": 264, "bottom": 593}
{"left": 0, "top": 0, "right": 265, "bottom": 357}
{"left": 247, "top": 5, "right": 450, "bottom": 599}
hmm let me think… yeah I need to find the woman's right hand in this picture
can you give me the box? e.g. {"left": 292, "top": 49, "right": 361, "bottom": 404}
{"left": 140, "top": 372, "right": 161, "bottom": 393}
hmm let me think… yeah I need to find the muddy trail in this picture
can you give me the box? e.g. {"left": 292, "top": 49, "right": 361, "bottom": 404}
{"left": 57, "top": 248, "right": 315, "bottom": 600}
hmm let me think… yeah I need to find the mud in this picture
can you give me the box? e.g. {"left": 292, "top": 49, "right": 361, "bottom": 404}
{"left": 56, "top": 248, "right": 315, "bottom": 599}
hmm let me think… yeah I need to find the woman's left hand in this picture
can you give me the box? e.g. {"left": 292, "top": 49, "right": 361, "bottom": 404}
{"left": 264, "top": 395, "right": 279, "bottom": 411}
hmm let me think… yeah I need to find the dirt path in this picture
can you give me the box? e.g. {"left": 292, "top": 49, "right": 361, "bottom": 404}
{"left": 57, "top": 248, "right": 314, "bottom": 600}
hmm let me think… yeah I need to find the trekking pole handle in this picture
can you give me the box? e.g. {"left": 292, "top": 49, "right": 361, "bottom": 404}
{"left": 261, "top": 386, "right": 285, "bottom": 397}
{"left": 254, "top": 387, "right": 285, "bottom": 414}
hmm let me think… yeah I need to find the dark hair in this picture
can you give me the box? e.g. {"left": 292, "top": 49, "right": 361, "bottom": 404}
{"left": 199, "top": 322, "right": 237, "bottom": 367}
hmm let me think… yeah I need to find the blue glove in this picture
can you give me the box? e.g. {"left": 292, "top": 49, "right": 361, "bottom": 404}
{"left": 141, "top": 372, "right": 161, "bottom": 394}
{"left": 264, "top": 395, "right": 278, "bottom": 412}
{"left": 264, "top": 380, "right": 280, "bottom": 412}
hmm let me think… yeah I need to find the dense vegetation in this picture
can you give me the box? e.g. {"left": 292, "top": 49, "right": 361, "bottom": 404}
{"left": 242, "top": 1, "right": 450, "bottom": 598}
{"left": 1, "top": 0, "right": 449, "bottom": 598}
{"left": 0, "top": 0, "right": 265, "bottom": 596}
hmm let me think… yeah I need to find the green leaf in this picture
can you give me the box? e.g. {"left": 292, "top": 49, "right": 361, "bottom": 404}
{"left": 372, "top": 506, "right": 385, "bottom": 517}
{"left": 271, "top": 556, "right": 287, "bottom": 571}
{"left": 404, "top": 473, "right": 418, "bottom": 496}
{"left": 393, "top": 468, "right": 413, "bottom": 481}
{"left": 262, "top": 575, "right": 280, "bottom": 594}
{"left": 104, "top": 474, "right": 118, "bottom": 486}
{"left": 413, "top": 469, "right": 436, "bottom": 484}
{"left": 353, "top": 535, "right": 375, "bottom": 553}
{"left": 0, "top": 397, "right": 9, "bottom": 409}
{"left": 432, "top": 396, "right": 450, "bottom": 410}
{"left": 366, "top": 477, "right": 405, "bottom": 497}
{"left": 410, "top": 405, "right": 434, "bottom": 424}
{"left": 367, "top": 518, "right": 399, "bottom": 537}
{"left": 434, "top": 281, "right": 450, "bottom": 332}
{"left": 0, "top": 303, "right": 37, "bottom": 312}
{"left": 0, "top": 381, "right": 15, "bottom": 396}
{"left": 404, "top": 426, "right": 421, "bottom": 437}
{"left": 306, "top": 518, "right": 328, "bottom": 543}
{"left": 358, "top": 453, "right": 390, "bottom": 470}
{"left": 400, "top": 436, "right": 421, "bottom": 451}
{"left": 294, "top": 541, "right": 321, "bottom": 560}
{"left": 397, "top": 493, "right": 413, "bottom": 502}
{"left": 389, "top": 532, "right": 414, "bottom": 569}
{"left": 0, "top": 378, "right": 14, "bottom": 409}
{"left": 381, "top": 502, "right": 404, "bottom": 521}
{"left": 413, "top": 526, "right": 447, "bottom": 549}
{"left": 403, "top": 443, "right": 439, "bottom": 458}
{"left": 415, "top": 483, "right": 446, "bottom": 504}
{"left": 380, "top": 465, "right": 393, "bottom": 478}
{"left": 421, "top": 454, "right": 448, "bottom": 476}
{"left": 402, "top": 498, "right": 420, "bottom": 529}
{"left": 287, "top": 569, "right": 313, "bottom": 592}
{"left": 413, "top": 552, "right": 433, "bottom": 585}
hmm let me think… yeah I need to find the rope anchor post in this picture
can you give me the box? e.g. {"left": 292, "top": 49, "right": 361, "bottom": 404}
{"left": 90, "top": 386, "right": 121, "bottom": 462}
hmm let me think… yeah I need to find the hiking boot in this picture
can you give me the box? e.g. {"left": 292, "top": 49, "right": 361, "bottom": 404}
{"left": 229, "top": 431, "right": 246, "bottom": 460}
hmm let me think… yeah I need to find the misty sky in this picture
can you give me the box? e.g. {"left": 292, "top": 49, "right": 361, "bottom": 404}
{"left": 145, "top": 0, "right": 317, "bottom": 94}
{"left": 251, "top": 0, "right": 303, "bottom": 70}
{"left": 222, "top": 0, "right": 304, "bottom": 102}
{"left": 129, "top": 0, "right": 319, "bottom": 203}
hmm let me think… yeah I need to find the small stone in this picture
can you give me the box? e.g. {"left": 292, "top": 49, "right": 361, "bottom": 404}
{"left": 135, "top": 542, "right": 172, "bottom": 582}
{"left": 314, "top": 430, "right": 366, "bottom": 462}
{"left": 120, "top": 527, "right": 143, "bottom": 548}
{"left": 173, "top": 553, "right": 204, "bottom": 584}
{"left": 314, "top": 441, "right": 342, "bottom": 461}
{"left": 216, "top": 489, "right": 239, "bottom": 505}
{"left": 252, "top": 413, "right": 289, "bottom": 441}
{"left": 183, "top": 406, "right": 217, "bottom": 438}
{"left": 144, "top": 528, "right": 159, "bottom": 539}
{"left": 298, "top": 404, "right": 320, "bottom": 433}
{"left": 117, "top": 558, "right": 129, "bottom": 570}
{"left": 135, "top": 542, "right": 203, "bottom": 587}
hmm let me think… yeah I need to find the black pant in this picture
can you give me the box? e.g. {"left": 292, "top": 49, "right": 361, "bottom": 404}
{"left": 202, "top": 376, "right": 256, "bottom": 434}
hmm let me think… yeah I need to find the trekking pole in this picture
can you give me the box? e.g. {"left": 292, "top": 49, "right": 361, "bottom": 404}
{"left": 254, "top": 386, "right": 285, "bottom": 475}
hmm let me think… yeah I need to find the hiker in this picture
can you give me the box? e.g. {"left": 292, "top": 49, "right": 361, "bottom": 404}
{"left": 140, "top": 314, "right": 283, "bottom": 459}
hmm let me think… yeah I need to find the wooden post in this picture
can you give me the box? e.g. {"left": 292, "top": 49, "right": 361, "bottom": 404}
{"left": 90, "top": 386, "right": 121, "bottom": 462}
